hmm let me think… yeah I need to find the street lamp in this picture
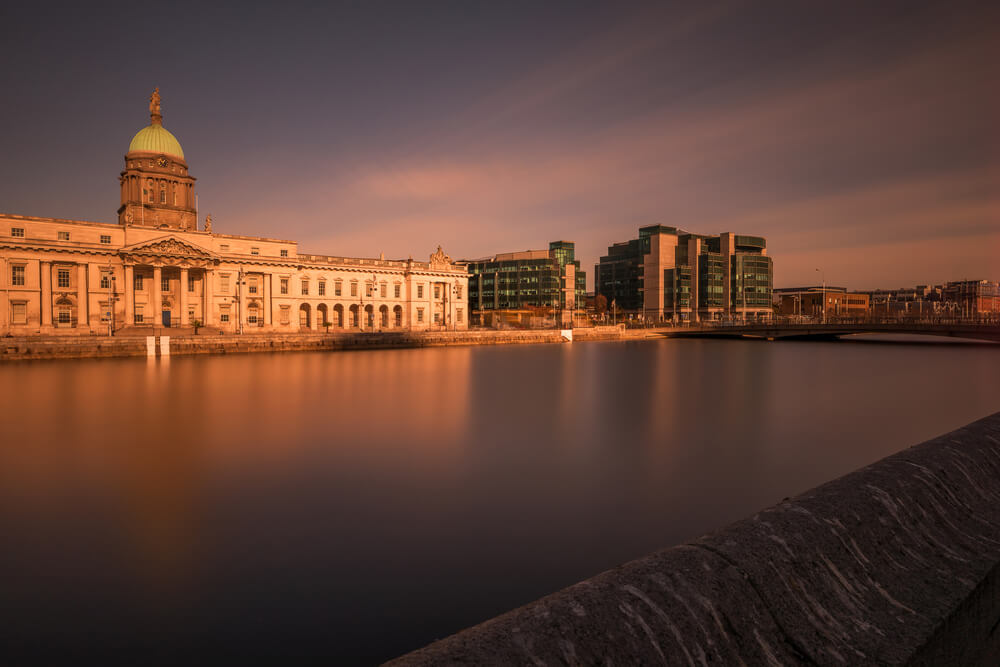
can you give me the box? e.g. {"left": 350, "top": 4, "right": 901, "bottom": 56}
{"left": 815, "top": 268, "right": 826, "bottom": 325}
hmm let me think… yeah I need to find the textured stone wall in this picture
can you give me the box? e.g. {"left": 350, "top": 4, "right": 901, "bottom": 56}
{"left": 388, "top": 412, "right": 1000, "bottom": 666}
{"left": 0, "top": 328, "right": 627, "bottom": 361}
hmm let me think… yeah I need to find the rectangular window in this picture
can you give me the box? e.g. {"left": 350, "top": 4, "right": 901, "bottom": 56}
{"left": 434, "top": 284, "right": 440, "bottom": 299}
{"left": 417, "top": 308, "right": 424, "bottom": 323}
{"left": 11, "top": 303, "right": 26, "bottom": 324}
{"left": 135, "top": 274, "right": 144, "bottom": 290}
{"left": 380, "top": 283, "right": 387, "bottom": 298}
{"left": 100, "top": 234, "right": 111, "bottom": 244}
{"left": 248, "top": 278, "right": 259, "bottom": 295}
{"left": 220, "top": 244, "right": 230, "bottom": 252}
{"left": 220, "top": 306, "right": 231, "bottom": 323}
{"left": 100, "top": 273, "right": 110, "bottom": 290}
{"left": 135, "top": 304, "right": 144, "bottom": 324}
{"left": 57, "top": 268, "right": 71, "bottom": 288}
{"left": 248, "top": 311, "right": 259, "bottom": 325}
{"left": 394, "top": 284, "right": 401, "bottom": 298}
{"left": 11, "top": 227, "right": 24, "bottom": 238}
{"left": 350, "top": 282, "right": 358, "bottom": 297}
{"left": 58, "top": 308, "right": 71, "bottom": 324}
{"left": 159, "top": 190, "right": 166, "bottom": 204}
{"left": 366, "top": 283, "right": 374, "bottom": 298}
{"left": 301, "top": 279, "right": 309, "bottom": 295}
{"left": 251, "top": 247, "right": 260, "bottom": 256}
{"left": 280, "top": 305, "right": 290, "bottom": 325}
{"left": 280, "top": 249, "right": 288, "bottom": 257}
{"left": 161, "top": 276, "right": 170, "bottom": 292}
{"left": 456, "top": 285, "right": 462, "bottom": 299}
{"left": 188, "top": 275, "right": 195, "bottom": 292}
{"left": 318, "top": 281, "right": 326, "bottom": 296}
{"left": 457, "top": 308, "right": 464, "bottom": 323}
{"left": 11, "top": 265, "right": 25, "bottom": 286}
{"left": 58, "top": 231, "right": 70, "bottom": 241}
{"left": 220, "top": 275, "right": 230, "bottom": 292}
{"left": 335, "top": 281, "right": 342, "bottom": 296}
{"left": 280, "top": 278, "right": 289, "bottom": 295}
{"left": 188, "top": 307, "right": 195, "bottom": 320}
{"left": 434, "top": 312, "right": 440, "bottom": 323}
{"left": 417, "top": 284, "right": 424, "bottom": 299}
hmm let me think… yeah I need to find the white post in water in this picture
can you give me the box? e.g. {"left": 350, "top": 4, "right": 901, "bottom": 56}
{"left": 146, "top": 336, "right": 156, "bottom": 357}
{"left": 160, "top": 335, "right": 170, "bottom": 356}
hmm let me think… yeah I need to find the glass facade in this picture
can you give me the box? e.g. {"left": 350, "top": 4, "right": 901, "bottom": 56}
{"left": 467, "top": 241, "right": 586, "bottom": 311}
{"left": 731, "top": 255, "right": 773, "bottom": 308}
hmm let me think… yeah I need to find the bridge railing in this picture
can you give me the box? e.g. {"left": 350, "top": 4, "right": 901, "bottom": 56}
{"left": 619, "top": 314, "right": 1000, "bottom": 330}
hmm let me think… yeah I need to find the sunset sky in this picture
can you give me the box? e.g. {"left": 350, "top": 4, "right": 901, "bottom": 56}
{"left": 2, "top": 0, "right": 997, "bottom": 290}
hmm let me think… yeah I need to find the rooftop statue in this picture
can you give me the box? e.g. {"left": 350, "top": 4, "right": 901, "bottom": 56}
{"left": 150, "top": 87, "right": 162, "bottom": 124}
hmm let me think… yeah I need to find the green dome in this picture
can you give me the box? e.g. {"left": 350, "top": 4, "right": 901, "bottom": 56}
{"left": 128, "top": 124, "right": 184, "bottom": 159}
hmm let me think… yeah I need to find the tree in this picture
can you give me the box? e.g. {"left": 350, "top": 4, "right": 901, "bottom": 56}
{"left": 191, "top": 318, "right": 202, "bottom": 335}
{"left": 594, "top": 294, "right": 608, "bottom": 314}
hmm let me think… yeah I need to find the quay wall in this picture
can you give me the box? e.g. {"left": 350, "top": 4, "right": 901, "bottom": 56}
{"left": 388, "top": 412, "right": 1000, "bottom": 666}
{"left": 0, "top": 325, "right": 627, "bottom": 361}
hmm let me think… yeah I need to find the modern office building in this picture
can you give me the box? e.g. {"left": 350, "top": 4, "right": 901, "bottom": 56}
{"left": 595, "top": 225, "right": 773, "bottom": 322}
{"left": 465, "top": 241, "right": 586, "bottom": 327}
{"left": 0, "top": 90, "right": 469, "bottom": 335}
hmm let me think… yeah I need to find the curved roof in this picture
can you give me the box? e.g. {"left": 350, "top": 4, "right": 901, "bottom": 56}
{"left": 128, "top": 124, "right": 185, "bottom": 159}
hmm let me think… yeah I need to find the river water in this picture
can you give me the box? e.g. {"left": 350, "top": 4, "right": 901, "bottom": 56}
{"left": 1, "top": 338, "right": 998, "bottom": 664}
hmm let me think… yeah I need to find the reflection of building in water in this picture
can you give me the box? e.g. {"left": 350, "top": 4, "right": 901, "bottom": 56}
{"left": 0, "top": 90, "right": 468, "bottom": 335}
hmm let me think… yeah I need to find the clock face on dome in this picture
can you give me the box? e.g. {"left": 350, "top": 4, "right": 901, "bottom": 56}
{"left": 157, "top": 157, "right": 168, "bottom": 167}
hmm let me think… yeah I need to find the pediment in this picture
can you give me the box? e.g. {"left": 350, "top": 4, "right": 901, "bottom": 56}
{"left": 122, "top": 236, "right": 215, "bottom": 259}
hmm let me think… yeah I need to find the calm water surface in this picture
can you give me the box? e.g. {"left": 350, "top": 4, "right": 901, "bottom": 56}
{"left": 1, "top": 338, "right": 998, "bottom": 664}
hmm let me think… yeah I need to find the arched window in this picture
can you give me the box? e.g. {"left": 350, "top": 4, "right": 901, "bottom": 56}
{"left": 334, "top": 304, "right": 344, "bottom": 327}
{"left": 379, "top": 305, "right": 388, "bottom": 328}
{"left": 393, "top": 305, "right": 402, "bottom": 327}
{"left": 160, "top": 190, "right": 166, "bottom": 204}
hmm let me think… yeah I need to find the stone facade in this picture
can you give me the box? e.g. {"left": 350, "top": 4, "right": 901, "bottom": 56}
{"left": 0, "top": 90, "right": 468, "bottom": 336}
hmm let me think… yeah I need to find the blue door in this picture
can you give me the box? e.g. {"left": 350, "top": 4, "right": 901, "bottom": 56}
{"left": 162, "top": 311, "right": 171, "bottom": 327}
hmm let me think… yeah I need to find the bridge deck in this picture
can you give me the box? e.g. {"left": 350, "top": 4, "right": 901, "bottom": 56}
{"left": 659, "top": 322, "right": 1000, "bottom": 342}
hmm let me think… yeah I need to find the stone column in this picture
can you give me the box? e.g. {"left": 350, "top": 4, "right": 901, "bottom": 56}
{"left": 40, "top": 260, "right": 52, "bottom": 326}
{"left": 179, "top": 268, "right": 189, "bottom": 326}
{"left": 202, "top": 268, "right": 213, "bottom": 325}
{"left": 77, "top": 263, "right": 89, "bottom": 328}
{"left": 264, "top": 273, "right": 272, "bottom": 326}
{"left": 124, "top": 265, "right": 135, "bottom": 326}
{"left": 152, "top": 266, "right": 162, "bottom": 327}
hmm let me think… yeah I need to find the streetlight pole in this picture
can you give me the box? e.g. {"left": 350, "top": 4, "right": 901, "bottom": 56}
{"left": 237, "top": 267, "right": 244, "bottom": 335}
{"left": 816, "top": 268, "right": 825, "bottom": 324}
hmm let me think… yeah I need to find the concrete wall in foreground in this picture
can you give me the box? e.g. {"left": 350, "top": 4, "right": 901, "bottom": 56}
{"left": 389, "top": 412, "right": 1000, "bottom": 666}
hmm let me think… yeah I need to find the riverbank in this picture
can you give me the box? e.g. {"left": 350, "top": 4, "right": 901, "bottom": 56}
{"left": 0, "top": 325, "right": 633, "bottom": 361}
{"left": 388, "top": 411, "right": 1000, "bottom": 666}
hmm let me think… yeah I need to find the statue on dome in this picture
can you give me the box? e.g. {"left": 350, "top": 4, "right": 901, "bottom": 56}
{"left": 149, "top": 87, "right": 162, "bottom": 124}
{"left": 204, "top": 213, "right": 212, "bottom": 233}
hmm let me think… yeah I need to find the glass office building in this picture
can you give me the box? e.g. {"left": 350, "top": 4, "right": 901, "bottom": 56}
{"left": 596, "top": 226, "right": 773, "bottom": 322}
{"left": 466, "top": 241, "right": 587, "bottom": 327}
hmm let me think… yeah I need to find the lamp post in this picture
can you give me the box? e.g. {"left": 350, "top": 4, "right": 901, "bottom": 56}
{"left": 236, "top": 267, "right": 245, "bottom": 335}
{"left": 815, "top": 268, "right": 826, "bottom": 324}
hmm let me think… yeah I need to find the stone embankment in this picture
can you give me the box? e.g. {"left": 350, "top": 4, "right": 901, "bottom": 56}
{"left": 388, "top": 412, "right": 1000, "bottom": 666}
{"left": 0, "top": 325, "right": 627, "bottom": 361}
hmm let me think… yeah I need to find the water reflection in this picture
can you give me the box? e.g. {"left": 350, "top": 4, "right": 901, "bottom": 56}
{"left": 0, "top": 340, "right": 998, "bottom": 664}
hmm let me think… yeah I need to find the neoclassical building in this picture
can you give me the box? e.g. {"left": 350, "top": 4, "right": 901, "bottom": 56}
{"left": 0, "top": 90, "right": 469, "bottom": 336}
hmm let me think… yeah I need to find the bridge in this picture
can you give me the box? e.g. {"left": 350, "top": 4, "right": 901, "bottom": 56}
{"left": 658, "top": 320, "right": 1000, "bottom": 343}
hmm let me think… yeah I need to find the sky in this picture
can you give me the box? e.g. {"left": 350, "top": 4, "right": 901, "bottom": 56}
{"left": 1, "top": 0, "right": 997, "bottom": 290}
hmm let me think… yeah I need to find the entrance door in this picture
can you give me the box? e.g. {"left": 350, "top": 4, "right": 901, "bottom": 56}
{"left": 162, "top": 310, "right": 171, "bottom": 327}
